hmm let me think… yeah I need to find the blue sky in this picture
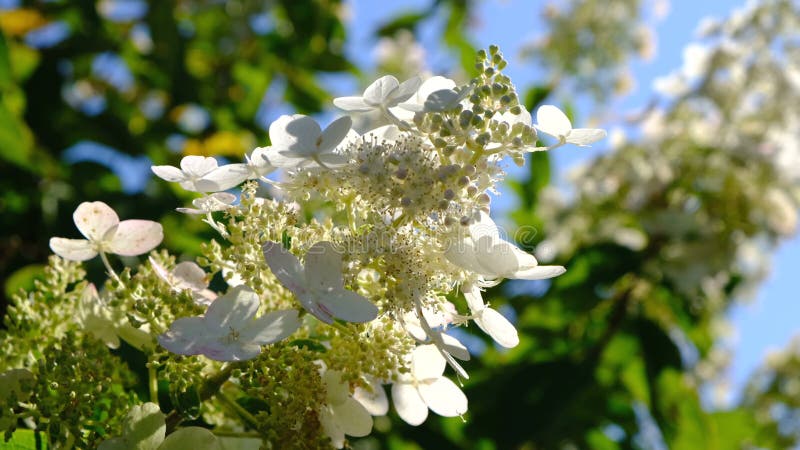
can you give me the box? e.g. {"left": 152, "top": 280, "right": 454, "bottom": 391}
{"left": 342, "top": 0, "right": 800, "bottom": 403}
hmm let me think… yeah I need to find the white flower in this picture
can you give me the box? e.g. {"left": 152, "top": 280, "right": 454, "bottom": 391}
{"left": 392, "top": 76, "right": 457, "bottom": 120}
{"left": 98, "top": 402, "right": 223, "bottom": 450}
{"left": 151, "top": 155, "right": 227, "bottom": 192}
{"left": 158, "top": 285, "right": 300, "bottom": 361}
{"left": 49, "top": 201, "right": 163, "bottom": 261}
{"left": 333, "top": 75, "right": 421, "bottom": 113}
{"left": 176, "top": 192, "right": 237, "bottom": 215}
{"left": 319, "top": 370, "right": 373, "bottom": 448}
{"left": 149, "top": 257, "right": 217, "bottom": 306}
{"left": 535, "top": 105, "right": 606, "bottom": 147}
{"left": 397, "top": 78, "right": 472, "bottom": 114}
{"left": 353, "top": 376, "right": 389, "bottom": 416}
{"left": 262, "top": 114, "right": 353, "bottom": 169}
{"left": 391, "top": 345, "right": 468, "bottom": 426}
{"left": 463, "top": 282, "right": 519, "bottom": 348}
{"left": 262, "top": 241, "right": 379, "bottom": 324}
{"left": 193, "top": 146, "right": 276, "bottom": 190}
{"left": 445, "top": 211, "right": 565, "bottom": 284}
{"left": 78, "top": 283, "right": 121, "bottom": 349}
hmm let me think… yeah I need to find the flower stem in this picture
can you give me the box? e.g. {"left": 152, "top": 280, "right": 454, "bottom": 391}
{"left": 99, "top": 251, "right": 121, "bottom": 284}
{"left": 215, "top": 390, "right": 260, "bottom": 431}
{"left": 148, "top": 361, "right": 159, "bottom": 406}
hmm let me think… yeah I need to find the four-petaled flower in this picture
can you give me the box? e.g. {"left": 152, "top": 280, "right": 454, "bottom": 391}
{"left": 175, "top": 192, "right": 236, "bottom": 215}
{"left": 445, "top": 211, "right": 565, "bottom": 284}
{"left": 262, "top": 241, "right": 379, "bottom": 324}
{"left": 391, "top": 344, "right": 468, "bottom": 426}
{"left": 535, "top": 104, "right": 607, "bottom": 147}
{"left": 158, "top": 285, "right": 300, "bottom": 361}
{"left": 151, "top": 155, "right": 228, "bottom": 192}
{"left": 149, "top": 257, "right": 217, "bottom": 306}
{"left": 49, "top": 201, "right": 163, "bottom": 261}
{"left": 333, "top": 75, "right": 421, "bottom": 113}
{"left": 319, "top": 370, "right": 374, "bottom": 448}
{"left": 262, "top": 114, "right": 354, "bottom": 169}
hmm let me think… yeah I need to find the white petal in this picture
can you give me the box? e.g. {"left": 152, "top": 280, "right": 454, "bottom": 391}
{"left": 172, "top": 261, "right": 209, "bottom": 291}
{"left": 199, "top": 164, "right": 249, "bottom": 191}
{"left": 108, "top": 220, "right": 163, "bottom": 256}
{"left": 180, "top": 155, "right": 218, "bottom": 177}
{"left": 318, "top": 116, "right": 353, "bottom": 154}
{"left": 333, "top": 398, "right": 373, "bottom": 437}
{"left": 418, "top": 377, "right": 467, "bottom": 418}
{"left": 363, "top": 75, "right": 399, "bottom": 105}
{"left": 269, "top": 114, "right": 320, "bottom": 155}
{"left": 440, "top": 333, "right": 470, "bottom": 361}
{"left": 418, "top": 76, "right": 457, "bottom": 101}
{"left": 158, "top": 317, "right": 207, "bottom": 355}
{"left": 419, "top": 88, "right": 463, "bottom": 112}
{"left": 121, "top": 402, "right": 165, "bottom": 450}
{"left": 160, "top": 427, "right": 222, "bottom": 450}
{"left": 323, "top": 370, "right": 350, "bottom": 405}
{"left": 475, "top": 238, "right": 523, "bottom": 277}
{"left": 469, "top": 211, "right": 501, "bottom": 241}
{"left": 73, "top": 201, "right": 119, "bottom": 241}
{"left": 389, "top": 76, "right": 422, "bottom": 105}
{"left": 476, "top": 308, "right": 519, "bottom": 348}
{"left": 151, "top": 165, "right": 186, "bottom": 182}
{"left": 204, "top": 285, "right": 259, "bottom": 330}
{"left": 317, "top": 289, "right": 378, "bottom": 324}
{"left": 49, "top": 238, "right": 97, "bottom": 261}
{"left": 511, "top": 265, "right": 566, "bottom": 280}
{"left": 332, "top": 96, "right": 372, "bottom": 112}
{"left": 566, "top": 128, "right": 607, "bottom": 146}
{"left": 262, "top": 241, "right": 307, "bottom": 293}
{"left": 261, "top": 147, "right": 305, "bottom": 169}
{"left": 412, "top": 345, "right": 446, "bottom": 381}
{"left": 240, "top": 309, "right": 300, "bottom": 345}
{"left": 444, "top": 238, "right": 484, "bottom": 274}
{"left": 353, "top": 377, "right": 389, "bottom": 416}
{"left": 199, "top": 341, "right": 261, "bottom": 362}
{"left": 304, "top": 241, "right": 344, "bottom": 289}
{"left": 463, "top": 283, "right": 484, "bottom": 313}
{"left": 536, "top": 105, "right": 572, "bottom": 138}
{"left": 319, "top": 407, "right": 345, "bottom": 448}
{"left": 391, "top": 383, "right": 428, "bottom": 426}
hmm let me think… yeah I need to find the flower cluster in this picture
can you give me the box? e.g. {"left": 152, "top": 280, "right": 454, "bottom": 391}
{"left": 3, "top": 47, "right": 605, "bottom": 448}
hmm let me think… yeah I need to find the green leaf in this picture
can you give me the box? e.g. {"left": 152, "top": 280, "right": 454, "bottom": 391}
{"left": 0, "top": 429, "right": 46, "bottom": 449}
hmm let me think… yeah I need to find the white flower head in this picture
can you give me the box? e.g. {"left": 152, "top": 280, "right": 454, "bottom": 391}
{"left": 49, "top": 201, "right": 163, "bottom": 261}
{"left": 149, "top": 257, "right": 217, "bottom": 306}
{"left": 176, "top": 192, "right": 237, "bottom": 215}
{"left": 263, "top": 114, "right": 353, "bottom": 169}
{"left": 319, "top": 370, "right": 373, "bottom": 448}
{"left": 333, "top": 75, "right": 421, "bottom": 113}
{"left": 391, "top": 345, "right": 468, "bottom": 426}
{"left": 262, "top": 241, "right": 379, "bottom": 324}
{"left": 158, "top": 285, "right": 300, "bottom": 361}
{"left": 463, "top": 282, "right": 519, "bottom": 348}
{"left": 445, "top": 211, "right": 565, "bottom": 284}
{"left": 535, "top": 105, "right": 606, "bottom": 147}
{"left": 152, "top": 155, "right": 228, "bottom": 192}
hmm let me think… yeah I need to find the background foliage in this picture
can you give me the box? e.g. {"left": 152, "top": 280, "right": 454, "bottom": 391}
{"left": 1, "top": 0, "right": 799, "bottom": 448}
